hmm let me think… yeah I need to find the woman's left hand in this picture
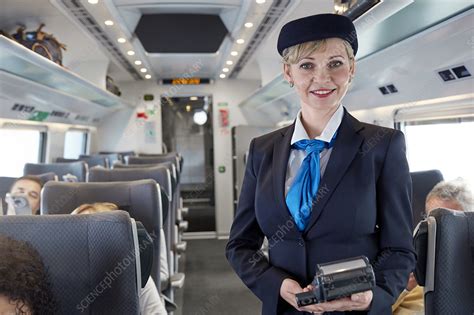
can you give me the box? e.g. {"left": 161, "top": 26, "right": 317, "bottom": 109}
{"left": 298, "top": 288, "right": 373, "bottom": 313}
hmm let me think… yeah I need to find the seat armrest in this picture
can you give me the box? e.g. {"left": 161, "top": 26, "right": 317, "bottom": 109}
{"left": 179, "top": 220, "right": 188, "bottom": 232}
{"left": 170, "top": 272, "right": 185, "bottom": 289}
{"left": 175, "top": 241, "right": 187, "bottom": 253}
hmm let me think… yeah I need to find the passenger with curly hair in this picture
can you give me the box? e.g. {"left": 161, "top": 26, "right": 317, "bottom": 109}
{"left": 0, "top": 235, "right": 57, "bottom": 314}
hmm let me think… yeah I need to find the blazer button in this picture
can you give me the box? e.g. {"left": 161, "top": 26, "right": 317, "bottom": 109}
{"left": 298, "top": 239, "right": 304, "bottom": 247}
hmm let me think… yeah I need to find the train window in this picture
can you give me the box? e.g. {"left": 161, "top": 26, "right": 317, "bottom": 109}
{"left": 0, "top": 128, "right": 45, "bottom": 177}
{"left": 402, "top": 119, "right": 474, "bottom": 185}
{"left": 64, "top": 130, "right": 88, "bottom": 159}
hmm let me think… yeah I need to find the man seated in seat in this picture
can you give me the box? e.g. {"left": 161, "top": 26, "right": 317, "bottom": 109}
{"left": 0, "top": 234, "right": 57, "bottom": 314}
{"left": 6, "top": 175, "right": 43, "bottom": 215}
{"left": 392, "top": 178, "right": 473, "bottom": 314}
{"left": 71, "top": 202, "right": 168, "bottom": 315}
{"left": 425, "top": 178, "right": 473, "bottom": 214}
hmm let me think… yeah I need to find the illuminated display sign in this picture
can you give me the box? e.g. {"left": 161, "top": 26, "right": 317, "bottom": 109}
{"left": 162, "top": 78, "right": 210, "bottom": 85}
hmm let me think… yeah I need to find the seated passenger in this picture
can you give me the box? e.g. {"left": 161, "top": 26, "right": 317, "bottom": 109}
{"left": 0, "top": 234, "right": 57, "bottom": 314}
{"left": 425, "top": 178, "right": 473, "bottom": 214}
{"left": 71, "top": 202, "right": 167, "bottom": 315}
{"left": 72, "top": 203, "right": 170, "bottom": 284}
{"left": 392, "top": 178, "right": 473, "bottom": 314}
{"left": 6, "top": 175, "right": 43, "bottom": 215}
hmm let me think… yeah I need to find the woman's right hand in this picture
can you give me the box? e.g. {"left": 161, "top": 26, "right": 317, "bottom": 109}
{"left": 280, "top": 278, "right": 304, "bottom": 309}
{"left": 280, "top": 278, "right": 320, "bottom": 313}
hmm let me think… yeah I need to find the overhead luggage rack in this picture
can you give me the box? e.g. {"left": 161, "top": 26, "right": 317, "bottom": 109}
{"left": 0, "top": 35, "right": 132, "bottom": 110}
{"left": 238, "top": 74, "right": 299, "bottom": 126}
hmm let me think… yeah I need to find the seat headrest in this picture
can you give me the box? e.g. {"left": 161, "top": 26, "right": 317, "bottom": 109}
{"left": 89, "top": 166, "right": 172, "bottom": 198}
{"left": 113, "top": 162, "right": 177, "bottom": 189}
{"left": 128, "top": 156, "right": 179, "bottom": 171}
{"left": 57, "top": 157, "right": 108, "bottom": 168}
{"left": 88, "top": 167, "right": 171, "bottom": 222}
{"left": 36, "top": 172, "right": 58, "bottom": 183}
{"left": 24, "top": 162, "right": 87, "bottom": 182}
{"left": 41, "top": 179, "right": 160, "bottom": 235}
{"left": 410, "top": 169, "right": 444, "bottom": 227}
{"left": 82, "top": 154, "right": 120, "bottom": 167}
{"left": 99, "top": 151, "right": 135, "bottom": 163}
{"left": 138, "top": 153, "right": 182, "bottom": 170}
{"left": 0, "top": 211, "right": 140, "bottom": 314}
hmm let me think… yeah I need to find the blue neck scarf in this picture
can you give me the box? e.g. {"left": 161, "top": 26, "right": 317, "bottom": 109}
{"left": 285, "top": 133, "right": 337, "bottom": 231}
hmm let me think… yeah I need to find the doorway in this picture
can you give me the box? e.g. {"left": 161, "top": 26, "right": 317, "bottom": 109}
{"left": 161, "top": 96, "right": 215, "bottom": 232}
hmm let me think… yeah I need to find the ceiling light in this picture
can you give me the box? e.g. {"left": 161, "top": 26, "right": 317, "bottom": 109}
{"left": 127, "top": 50, "right": 135, "bottom": 56}
{"left": 190, "top": 96, "right": 198, "bottom": 101}
{"left": 220, "top": 74, "right": 226, "bottom": 79}
{"left": 236, "top": 39, "right": 245, "bottom": 44}
{"left": 226, "top": 60, "right": 233, "bottom": 65}
{"left": 193, "top": 111, "right": 208, "bottom": 125}
{"left": 145, "top": 74, "right": 151, "bottom": 79}
{"left": 134, "top": 60, "right": 142, "bottom": 65}
{"left": 104, "top": 20, "right": 114, "bottom": 26}
{"left": 223, "top": 68, "right": 229, "bottom": 73}
{"left": 140, "top": 68, "right": 147, "bottom": 73}
{"left": 244, "top": 22, "right": 254, "bottom": 28}
{"left": 117, "top": 38, "right": 126, "bottom": 43}
{"left": 231, "top": 51, "right": 238, "bottom": 56}
{"left": 88, "top": 0, "right": 98, "bottom": 4}
{"left": 256, "top": 0, "right": 266, "bottom": 3}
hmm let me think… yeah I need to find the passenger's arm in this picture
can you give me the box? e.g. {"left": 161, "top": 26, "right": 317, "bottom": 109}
{"left": 140, "top": 278, "right": 167, "bottom": 315}
{"left": 225, "top": 139, "right": 291, "bottom": 311}
{"left": 369, "top": 130, "right": 417, "bottom": 314}
{"left": 159, "top": 229, "right": 169, "bottom": 282}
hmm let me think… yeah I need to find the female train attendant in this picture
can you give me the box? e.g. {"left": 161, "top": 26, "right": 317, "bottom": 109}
{"left": 226, "top": 14, "right": 416, "bottom": 314}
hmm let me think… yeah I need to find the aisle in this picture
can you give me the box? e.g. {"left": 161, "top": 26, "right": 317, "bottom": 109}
{"left": 178, "top": 239, "right": 261, "bottom": 315}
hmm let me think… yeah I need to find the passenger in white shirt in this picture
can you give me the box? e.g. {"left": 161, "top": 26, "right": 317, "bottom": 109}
{"left": 71, "top": 202, "right": 167, "bottom": 315}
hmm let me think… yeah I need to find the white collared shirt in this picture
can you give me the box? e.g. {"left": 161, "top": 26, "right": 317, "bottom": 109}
{"left": 285, "top": 105, "right": 344, "bottom": 196}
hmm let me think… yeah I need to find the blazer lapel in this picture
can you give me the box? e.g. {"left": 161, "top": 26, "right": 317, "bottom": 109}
{"left": 272, "top": 123, "right": 295, "bottom": 222}
{"left": 304, "top": 111, "right": 365, "bottom": 233}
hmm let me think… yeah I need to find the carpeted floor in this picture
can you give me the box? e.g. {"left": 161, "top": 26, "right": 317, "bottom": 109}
{"left": 176, "top": 239, "right": 261, "bottom": 315}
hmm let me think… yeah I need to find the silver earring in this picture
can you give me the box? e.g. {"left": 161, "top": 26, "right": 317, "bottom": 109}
{"left": 289, "top": 81, "right": 294, "bottom": 88}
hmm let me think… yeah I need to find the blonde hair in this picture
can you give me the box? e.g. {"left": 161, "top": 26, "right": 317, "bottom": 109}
{"left": 282, "top": 39, "right": 354, "bottom": 65}
{"left": 71, "top": 202, "right": 118, "bottom": 215}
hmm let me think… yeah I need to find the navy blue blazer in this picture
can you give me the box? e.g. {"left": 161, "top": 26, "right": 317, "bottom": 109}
{"left": 226, "top": 110, "right": 416, "bottom": 315}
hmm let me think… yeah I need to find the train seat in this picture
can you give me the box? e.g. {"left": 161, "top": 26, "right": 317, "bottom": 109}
{"left": 40, "top": 179, "right": 163, "bottom": 294}
{"left": 36, "top": 171, "right": 58, "bottom": 183}
{"left": 410, "top": 169, "right": 444, "bottom": 228}
{"left": 99, "top": 151, "right": 135, "bottom": 163}
{"left": 0, "top": 211, "right": 141, "bottom": 314}
{"left": 88, "top": 166, "right": 185, "bottom": 297}
{"left": 414, "top": 208, "right": 474, "bottom": 314}
{"left": 81, "top": 153, "right": 121, "bottom": 168}
{"left": 56, "top": 156, "right": 108, "bottom": 168}
{"left": 24, "top": 161, "right": 87, "bottom": 182}
{"left": 128, "top": 155, "right": 181, "bottom": 175}
{"left": 139, "top": 152, "right": 183, "bottom": 173}
{"left": 89, "top": 166, "right": 171, "bottom": 222}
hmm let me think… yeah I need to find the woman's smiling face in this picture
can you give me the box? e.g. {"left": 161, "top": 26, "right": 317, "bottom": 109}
{"left": 283, "top": 38, "right": 355, "bottom": 112}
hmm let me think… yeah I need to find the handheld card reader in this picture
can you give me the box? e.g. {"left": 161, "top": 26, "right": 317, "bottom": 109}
{"left": 296, "top": 256, "right": 375, "bottom": 307}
